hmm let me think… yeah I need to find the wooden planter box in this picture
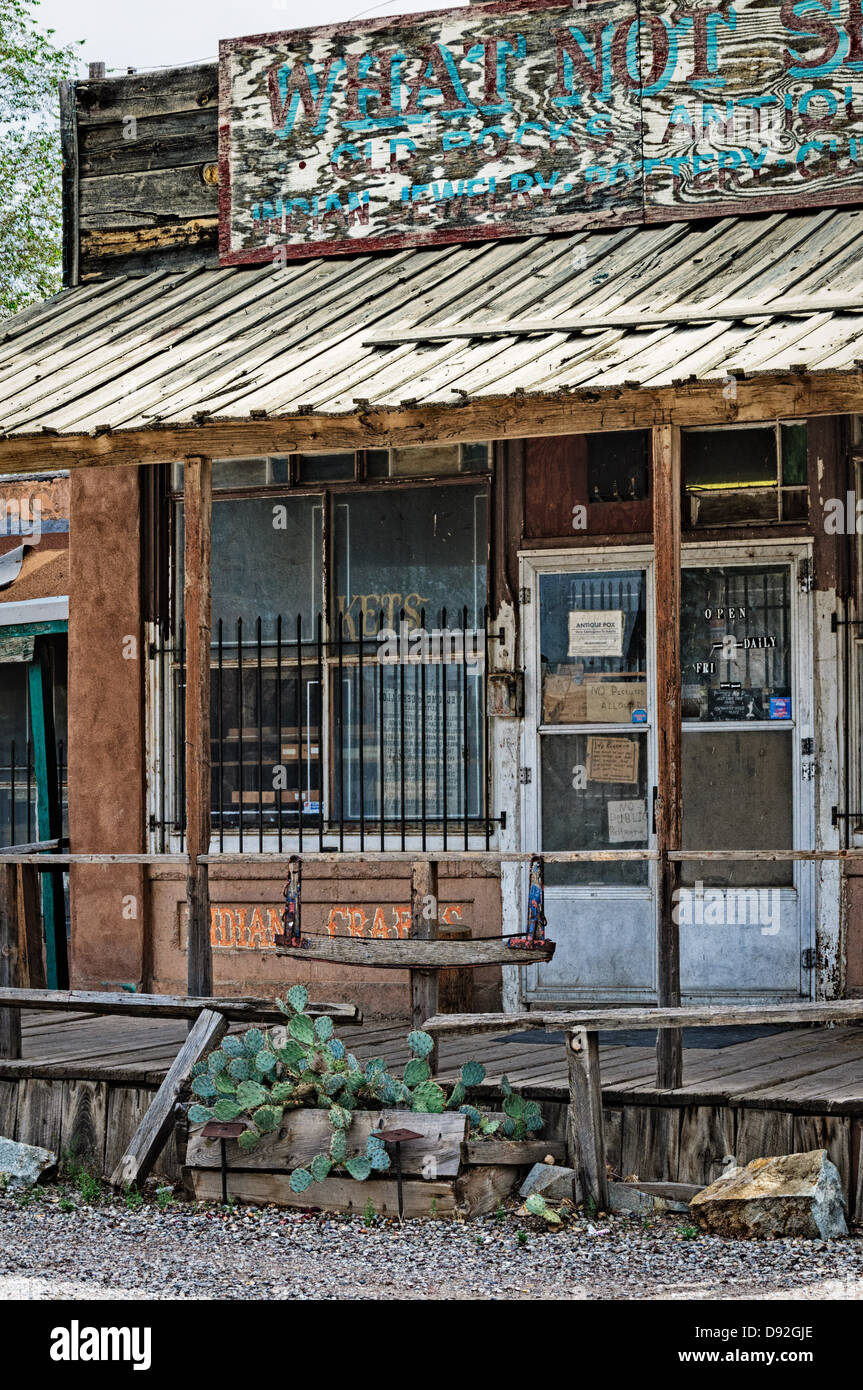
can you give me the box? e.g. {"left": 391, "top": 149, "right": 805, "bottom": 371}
{"left": 181, "top": 1108, "right": 565, "bottom": 1219}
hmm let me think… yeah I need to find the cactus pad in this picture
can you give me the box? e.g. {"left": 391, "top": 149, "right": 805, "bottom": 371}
{"left": 222, "top": 1036, "right": 244, "bottom": 1058}
{"left": 403, "top": 1057, "right": 430, "bottom": 1087}
{"left": 213, "top": 1099, "right": 242, "bottom": 1122}
{"left": 286, "top": 984, "right": 309, "bottom": 1015}
{"left": 289, "top": 1167, "right": 313, "bottom": 1193}
{"left": 237, "top": 1129, "right": 261, "bottom": 1152}
{"left": 461, "top": 1061, "right": 486, "bottom": 1088}
{"left": 314, "top": 1015, "right": 333, "bottom": 1042}
{"left": 310, "top": 1154, "right": 332, "bottom": 1183}
{"left": 410, "top": 1081, "right": 447, "bottom": 1114}
{"left": 252, "top": 1105, "right": 283, "bottom": 1133}
{"left": 235, "top": 1079, "right": 268, "bottom": 1110}
{"left": 289, "top": 1014, "right": 315, "bottom": 1047}
{"left": 329, "top": 1130, "right": 347, "bottom": 1162}
{"left": 191, "top": 1074, "right": 217, "bottom": 1100}
{"left": 188, "top": 1104, "right": 214, "bottom": 1124}
{"left": 344, "top": 1156, "right": 371, "bottom": 1181}
{"left": 407, "top": 1030, "right": 435, "bottom": 1058}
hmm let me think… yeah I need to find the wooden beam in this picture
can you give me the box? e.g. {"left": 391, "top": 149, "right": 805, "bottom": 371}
{"left": 410, "top": 860, "right": 439, "bottom": 1072}
{"left": 18, "top": 865, "right": 46, "bottom": 991}
{"left": 110, "top": 1006, "right": 226, "bottom": 1188}
{"left": 0, "top": 987, "right": 361, "bottom": 1023}
{"left": 566, "top": 1028, "right": 608, "bottom": 1211}
{"left": 275, "top": 936, "right": 555, "bottom": 967}
{"left": 3, "top": 375, "right": 863, "bottom": 473}
{"left": 0, "top": 865, "right": 21, "bottom": 1059}
{"left": 652, "top": 423, "right": 683, "bottom": 1091}
{"left": 183, "top": 456, "right": 213, "bottom": 999}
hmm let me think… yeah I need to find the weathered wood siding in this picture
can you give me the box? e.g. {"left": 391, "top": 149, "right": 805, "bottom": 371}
{"left": 65, "top": 64, "right": 220, "bottom": 284}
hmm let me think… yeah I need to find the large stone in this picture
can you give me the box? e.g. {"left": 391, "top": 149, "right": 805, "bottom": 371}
{"left": 608, "top": 1180, "right": 700, "bottom": 1216}
{"left": 690, "top": 1149, "right": 848, "bottom": 1240}
{"left": 520, "top": 1162, "right": 580, "bottom": 1203}
{"left": 0, "top": 1136, "right": 57, "bottom": 1189}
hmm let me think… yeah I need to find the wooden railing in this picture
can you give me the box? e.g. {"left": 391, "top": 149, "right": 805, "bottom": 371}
{"left": 423, "top": 1000, "right": 863, "bottom": 1210}
{"left": 0, "top": 987, "right": 361, "bottom": 1190}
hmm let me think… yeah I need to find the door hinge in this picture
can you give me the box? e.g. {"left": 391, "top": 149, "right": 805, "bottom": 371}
{"left": 801, "top": 947, "right": 817, "bottom": 970}
{"left": 519, "top": 586, "right": 531, "bottom": 605}
{"left": 518, "top": 767, "right": 532, "bottom": 784}
{"left": 799, "top": 557, "right": 814, "bottom": 593}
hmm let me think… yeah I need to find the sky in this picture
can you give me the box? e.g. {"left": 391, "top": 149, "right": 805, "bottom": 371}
{"left": 34, "top": 0, "right": 456, "bottom": 74}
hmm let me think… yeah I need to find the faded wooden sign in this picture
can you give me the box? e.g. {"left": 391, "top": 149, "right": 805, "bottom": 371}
{"left": 219, "top": 0, "right": 863, "bottom": 263}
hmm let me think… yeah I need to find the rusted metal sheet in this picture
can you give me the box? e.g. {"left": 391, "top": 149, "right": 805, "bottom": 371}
{"left": 220, "top": 0, "right": 863, "bottom": 266}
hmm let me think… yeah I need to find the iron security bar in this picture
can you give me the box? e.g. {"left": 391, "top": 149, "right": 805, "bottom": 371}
{"left": 151, "top": 609, "right": 492, "bottom": 852}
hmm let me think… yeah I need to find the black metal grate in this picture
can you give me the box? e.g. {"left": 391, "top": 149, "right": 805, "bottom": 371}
{"left": 150, "top": 609, "right": 492, "bottom": 853}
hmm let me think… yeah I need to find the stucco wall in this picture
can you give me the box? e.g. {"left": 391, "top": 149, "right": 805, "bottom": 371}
{"left": 68, "top": 466, "right": 147, "bottom": 988}
{"left": 147, "top": 860, "right": 502, "bottom": 1017}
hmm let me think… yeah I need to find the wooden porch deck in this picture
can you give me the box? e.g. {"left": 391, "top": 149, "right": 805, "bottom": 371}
{"left": 3, "top": 1010, "right": 863, "bottom": 1112}
{"left": 2, "top": 1012, "right": 862, "bottom": 1212}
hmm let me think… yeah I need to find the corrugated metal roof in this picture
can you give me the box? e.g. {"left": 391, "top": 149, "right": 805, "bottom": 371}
{"left": 3, "top": 206, "right": 863, "bottom": 438}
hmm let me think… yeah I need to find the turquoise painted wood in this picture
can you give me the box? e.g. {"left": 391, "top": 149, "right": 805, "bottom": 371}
{"left": 27, "top": 644, "right": 69, "bottom": 990}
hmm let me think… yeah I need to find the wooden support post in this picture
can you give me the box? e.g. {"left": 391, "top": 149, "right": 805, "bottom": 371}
{"left": 19, "top": 864, "right": 46, "bottom": 990}
{"left": 27, "top": 643, "right": 69, "bottom": 990}
{"left": 0, "top": 864, "right": 21, "bottom": 1058}
{"left": 410, "top": 859, "right": 439, "bottom": 1071}
{"left": 652, "top": 424, "right": 683, "bottom": 1091}
{"left": 110, "top": 1006, "right": 227, "bottom": 1189}
{"left": 184, "top": 456, "right": 213, "bottom": 999}
{"left": 566, "top": 1028, "right": 607, "bottom": 1211}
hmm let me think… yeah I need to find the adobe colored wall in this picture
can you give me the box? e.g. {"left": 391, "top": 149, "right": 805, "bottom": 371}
{"left": 68, "top": 466, "right": 147, "bottom": 989}
{"left": 147, "top": 860, "right": 502, "bottom": 1017}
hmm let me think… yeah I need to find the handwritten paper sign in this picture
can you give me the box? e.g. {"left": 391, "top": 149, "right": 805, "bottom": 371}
{"left": 586, "top": 735, "right": 640, "bottom": 783}
{"left": 607, "top": 798, "right": 648, "bottom": 842}
{"left": 584, "top": 680, "right": 648, "bottom": 722}
{"left": 220, "top": 0, "right": 863, "bottom": 264}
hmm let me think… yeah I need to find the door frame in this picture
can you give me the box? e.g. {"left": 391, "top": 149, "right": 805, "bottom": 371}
{"left": 518, "top": 536, "right": 816, "bottom": 1004}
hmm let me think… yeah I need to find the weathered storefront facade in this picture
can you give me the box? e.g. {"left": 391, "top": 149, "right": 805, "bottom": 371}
{"left": 5, "top": 2, "right": 863, "bottom": 1019}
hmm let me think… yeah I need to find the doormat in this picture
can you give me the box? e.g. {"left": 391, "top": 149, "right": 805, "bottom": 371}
{"left": 501, "top": 1025, "right": 789, "bottom": 1049}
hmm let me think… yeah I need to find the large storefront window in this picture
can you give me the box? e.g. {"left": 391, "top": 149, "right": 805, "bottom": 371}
{"left": 163, "top": 458, "right": 489, "bottom": 844}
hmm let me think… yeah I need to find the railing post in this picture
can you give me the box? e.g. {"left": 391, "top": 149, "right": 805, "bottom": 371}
{"left": 410, "top": 858, "right": 439, "bottom": 1072}
{"left": 652, "top": 424, "right": 683, "bottom": 1090}
{"left": 566, "top": 1027, "right": 607, "bottom": 1211}
{"left": 184, "top": 456, "right": 213, "bottom": 999}
{"left": 0, "top": 863, "right": 21, "bottom": 1058}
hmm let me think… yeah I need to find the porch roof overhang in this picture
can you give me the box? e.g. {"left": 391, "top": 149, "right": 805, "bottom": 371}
{"left": 4, "top": 205, "right": 863, "bottom": 472}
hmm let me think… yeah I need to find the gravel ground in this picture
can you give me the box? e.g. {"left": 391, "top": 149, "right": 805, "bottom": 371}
{"left": 1, "top": 1186, "right": 862, "bottom": 1299}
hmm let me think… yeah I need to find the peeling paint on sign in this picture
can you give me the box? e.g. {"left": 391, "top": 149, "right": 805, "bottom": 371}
{"left": 180, "top": 902, "right": 467, "bottom": 948}
{"left": 219, "top": 0, "right": 863, "bottom": 263}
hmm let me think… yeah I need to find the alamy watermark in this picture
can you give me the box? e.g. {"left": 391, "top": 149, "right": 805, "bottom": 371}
{"left": 377, "top": 619, "right": 484, "bottom": 675}
{"left": 673, "top": 880, "right": 781, "bottom": 936}
{"left": 0, "top": 494, "right": 41, "bottom": 543}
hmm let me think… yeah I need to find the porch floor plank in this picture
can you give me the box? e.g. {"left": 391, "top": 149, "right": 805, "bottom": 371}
{"left": 6, "top": 1012, "right": 863, "bottom": 1116}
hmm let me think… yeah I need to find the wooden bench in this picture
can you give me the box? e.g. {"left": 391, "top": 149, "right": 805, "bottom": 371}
{"left": 423, "top": 1000, "right": 863, "bottom": 1211}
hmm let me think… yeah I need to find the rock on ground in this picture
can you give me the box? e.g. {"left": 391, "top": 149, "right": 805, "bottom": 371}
{"left": 0, "top": 1137, "right": 56, "bottom": 1190}
{"left": 691, "top": 1149, "right": 848, "bottom": 1240}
